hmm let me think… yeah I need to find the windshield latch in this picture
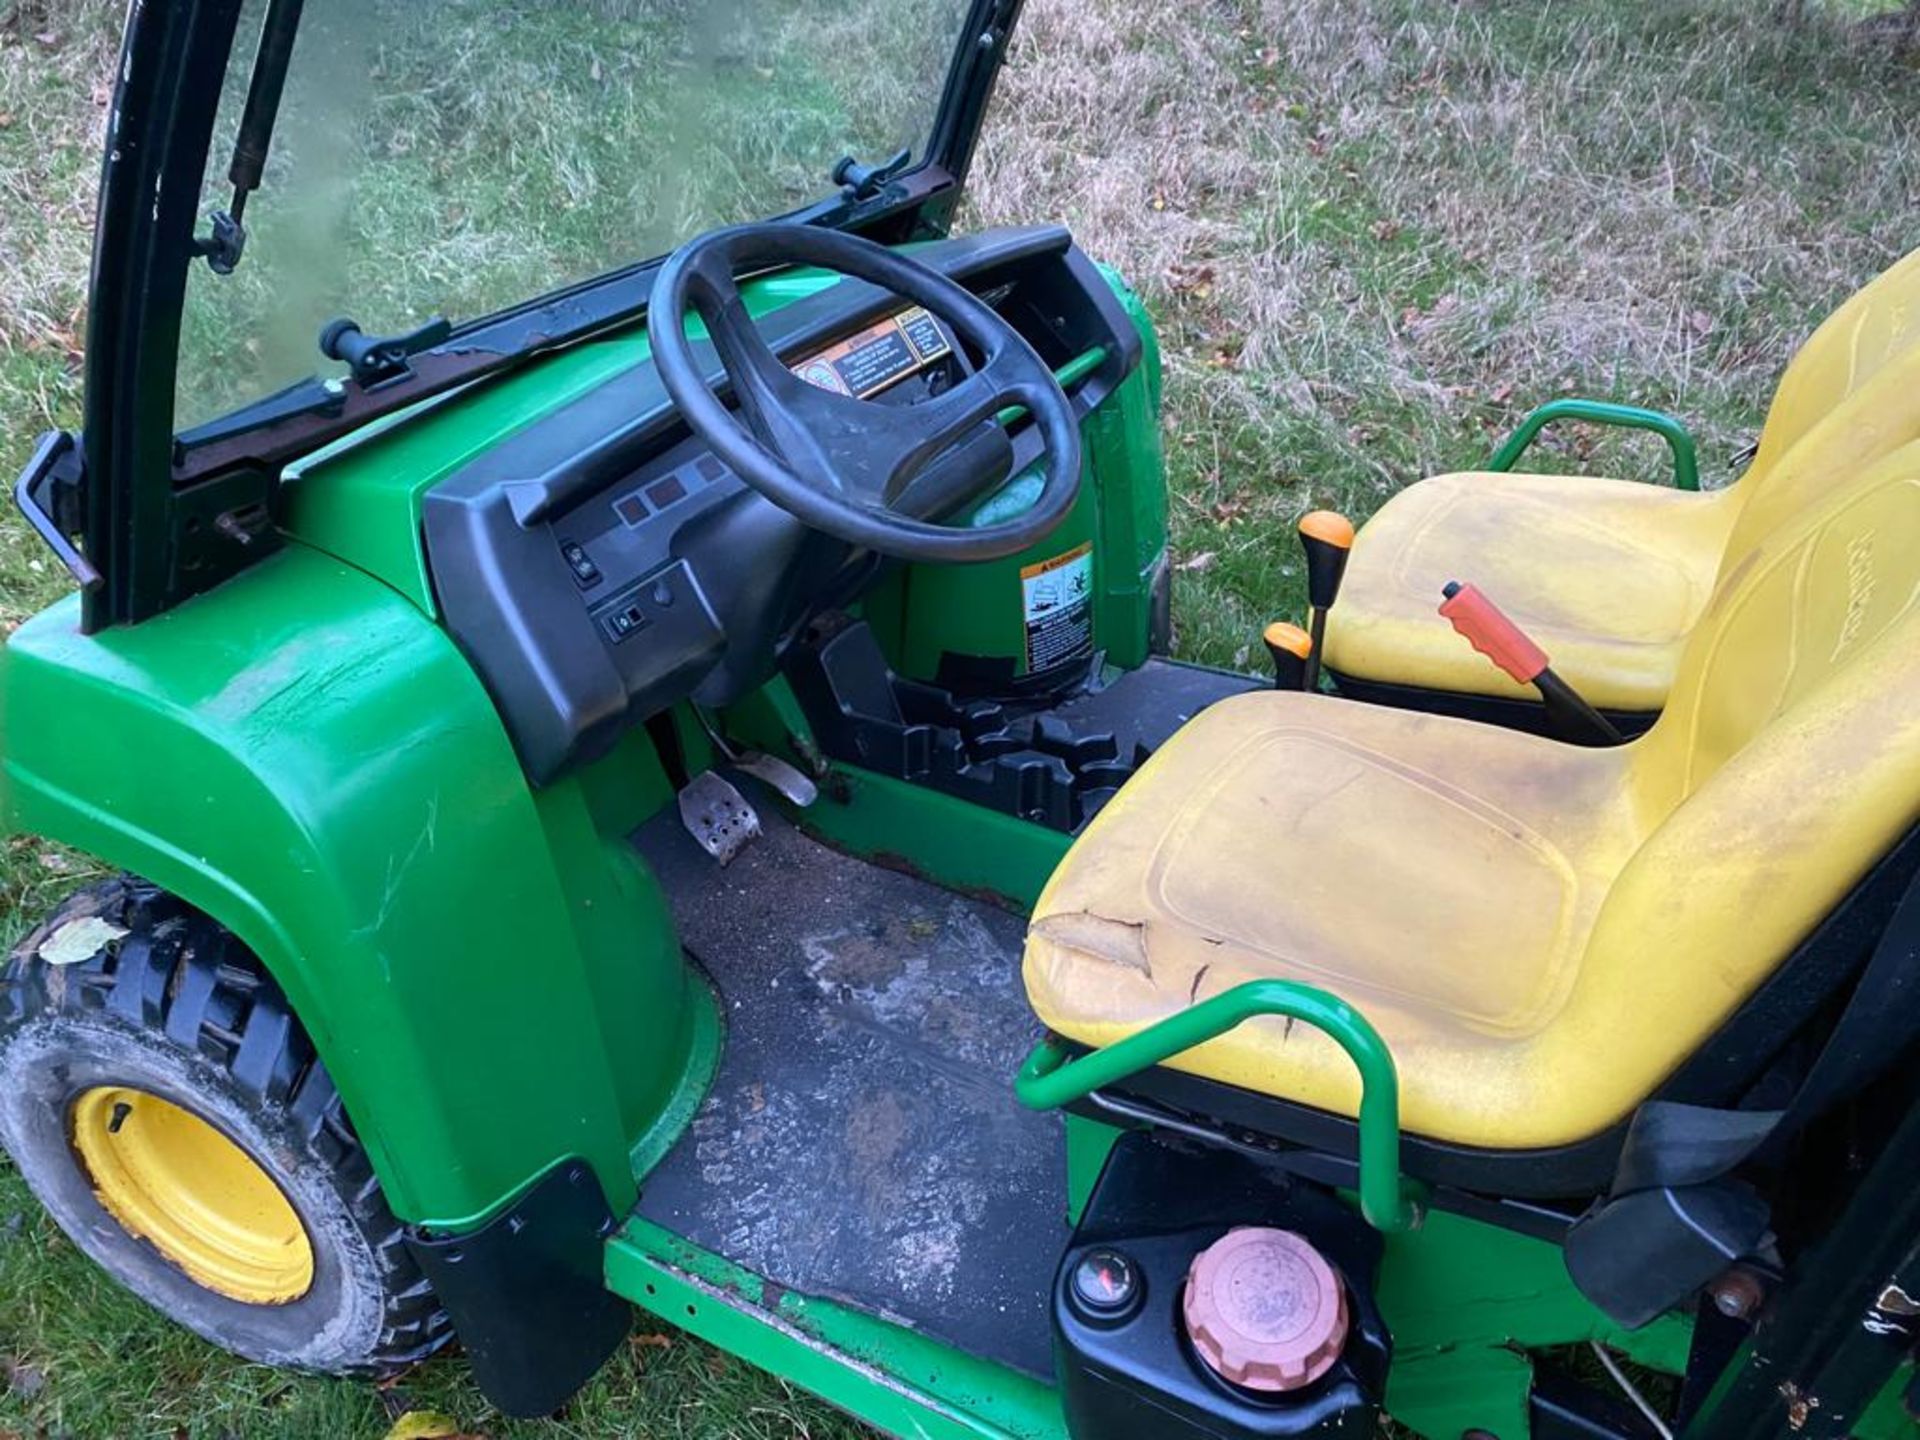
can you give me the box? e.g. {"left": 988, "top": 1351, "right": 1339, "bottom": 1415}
{"left": 318, "top": 315, "right": 453, "bottom": 389}
{"left": 831, "top": 148, "right": 912, "bottom": 202}
{"left": 190, "top": 210, "right": 248, "bottom": 276}
{"left": 12, "top": 430, "right": 101, "bottom": 592}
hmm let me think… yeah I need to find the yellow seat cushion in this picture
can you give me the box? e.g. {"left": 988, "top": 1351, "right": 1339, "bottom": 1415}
{"left": 1322, "top": 245, "right": 1920, "bottom": 713}
{"left": 1027, "top": 442, "right": 1920, "bottom": 1154}
{"left": 1322, "top": 471, "right": 1736, "bottom": 712}
{"left": 1025, "top": 692, "right": 1645, "bottom": 1151}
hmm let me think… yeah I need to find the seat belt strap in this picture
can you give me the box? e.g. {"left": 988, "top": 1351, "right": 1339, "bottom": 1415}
{"left": 1568, "top": 865, "right": 1920, "bottom": 1326}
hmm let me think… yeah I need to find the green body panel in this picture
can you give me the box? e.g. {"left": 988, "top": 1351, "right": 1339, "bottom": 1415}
{"left": 865, "top": 268, "right": 1169, "bottom": 682}
{"left": 607, "top": 1220, "right": 1067, "bottom": 1440}
{"left": 1857, "top": 1363, "right": 1917, "bottom": 1440}
{"left": 871, "top": 460, "right": 1104, "bottom": 682}
{"left": 0, "top": 547, "right": 699, "bottom": 1227}
{"left": 1378, "top": 1207, "right": 1692, "bottom": 1439}
{"left": 0, "top": 250, "right": 1165, "bottom": 1236}
{"left": 604, "top": 1129, "right": 1697, "bottom": 1440}
{"left": 798, "top": 762, "right": 1073, "bottom": 909}
{"left": 1063, "top": 1113, "right": 1124, "bottom": 1227}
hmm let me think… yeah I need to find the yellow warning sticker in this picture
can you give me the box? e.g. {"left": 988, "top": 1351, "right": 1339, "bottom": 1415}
{"left": 1020, "top": 542, "right": 1094, "bottom": 671}
{"left": 790, "top": 307, "right": 952, "bottom": 399}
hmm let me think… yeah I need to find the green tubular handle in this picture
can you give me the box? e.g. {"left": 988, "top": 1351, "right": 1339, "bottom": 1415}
{"left": 1488, "top": 397, "right": 1700, "bottom": 491}
{"left": 1014, "top": 978, "right": 1417, "bottom": 1231}
{"left": 993, "top": 345, "right": 1110, "bottom": 427}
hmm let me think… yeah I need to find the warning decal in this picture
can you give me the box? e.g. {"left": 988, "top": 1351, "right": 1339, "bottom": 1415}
{"left": 1021, "top": 542, "right": 1094, "bottom": 672}
{"left": 790, "top": 306, "right": 952, "bottom": 399}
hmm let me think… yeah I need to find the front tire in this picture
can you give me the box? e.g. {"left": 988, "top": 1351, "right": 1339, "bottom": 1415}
{"left": 0, "top": 877, "right": 451, "bottom": 1374}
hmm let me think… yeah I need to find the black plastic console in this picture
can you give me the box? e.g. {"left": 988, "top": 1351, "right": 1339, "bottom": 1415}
{"left": 785, "top": 616, "right": 1257, "bottom": 833}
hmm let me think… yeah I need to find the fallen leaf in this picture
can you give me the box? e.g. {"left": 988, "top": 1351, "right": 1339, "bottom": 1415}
{"left": 1209, "top": 495, "right": 1250, "bottom": 523}
{"left": 631, "top": 1331, "right": 673, "bottom": 1351}
{"left": 37, "top": 915, "right": 124, "bottom": 967}
{"left": 1175, "top": 551, "right": 1216, "bottom": 573}
{"left": 3, "top": 1360, "right": 45, "bottom": 1399}
{"left": 383, "top": 1412, "right": 483, "bottom": 1440}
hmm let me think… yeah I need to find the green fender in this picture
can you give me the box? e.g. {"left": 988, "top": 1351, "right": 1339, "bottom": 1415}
{"left": 0, "top": 543, "right": 703, "bottom": 1229}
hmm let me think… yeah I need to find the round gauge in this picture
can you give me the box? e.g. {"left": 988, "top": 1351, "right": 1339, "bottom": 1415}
{"left": 1070, "top": 1247, "right": 1142, "bottom": 1322}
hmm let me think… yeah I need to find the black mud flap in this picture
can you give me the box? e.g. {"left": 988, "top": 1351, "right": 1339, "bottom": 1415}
{"left": 408, "top": 1159, "right": 631, "bottom": 1417}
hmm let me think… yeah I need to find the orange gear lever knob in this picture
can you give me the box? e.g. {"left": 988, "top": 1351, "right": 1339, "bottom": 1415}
{"left": 1298, "top": 511, "right": 1354, "bottom": 612}
{"left": 1262, "top": 621, "right": 1313, "bottom": 690}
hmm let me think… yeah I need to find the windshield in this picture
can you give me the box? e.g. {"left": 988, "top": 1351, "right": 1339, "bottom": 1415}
{"left": 174, "top": 0, "right": 973, "bottom": 430}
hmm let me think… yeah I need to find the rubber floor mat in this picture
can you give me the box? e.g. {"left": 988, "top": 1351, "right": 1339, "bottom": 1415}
{"left": 633, "top": 799, "right": 1066, "bottom": 1379}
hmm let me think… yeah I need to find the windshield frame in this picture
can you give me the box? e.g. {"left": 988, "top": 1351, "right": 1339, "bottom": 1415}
{"left": 80, "top": 0, "right": 1026, "bottom": 630}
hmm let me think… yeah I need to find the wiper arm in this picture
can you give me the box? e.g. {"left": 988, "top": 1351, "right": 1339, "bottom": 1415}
{"left": 191, "top": 0, "right": 306, "bottom": 275}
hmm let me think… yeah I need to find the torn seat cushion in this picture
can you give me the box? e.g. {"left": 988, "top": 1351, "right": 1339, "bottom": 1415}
{"left": 1023, "top": 689, "right": 1648, "bottom": 1152}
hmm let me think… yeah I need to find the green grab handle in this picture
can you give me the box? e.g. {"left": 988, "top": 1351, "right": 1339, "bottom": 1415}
{"left": 1014, "top": 978, "right": 1417, "bottom": 1232}
{"left": 993, "top": 345, "right": 1110, "bottom": 428}
{"left": 1488, "top": 397, "right": 1700, "bottom": 492}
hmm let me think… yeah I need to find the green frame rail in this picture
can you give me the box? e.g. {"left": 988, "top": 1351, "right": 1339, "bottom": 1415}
{"left": 1014, "top": 978, "right": 1417, "bottom": 1231}
{"left": 1488, "top": 397, "right": 1700, "bottom": 491}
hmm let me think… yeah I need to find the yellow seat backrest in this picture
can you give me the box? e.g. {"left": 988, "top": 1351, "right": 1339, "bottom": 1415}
{"left": 1721, "top": 341, "right": 1920, "bottom": 572}
{"left": 1579, "top": 440, "right": 1920, "bottom": 1069}
{"left": 1742, "top": 246, "right": 1920, "bottom": 487}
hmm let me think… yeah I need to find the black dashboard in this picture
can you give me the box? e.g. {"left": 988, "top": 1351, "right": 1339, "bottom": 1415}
{"left": 423, "top": 226, "right": 1143, "bottom": 785}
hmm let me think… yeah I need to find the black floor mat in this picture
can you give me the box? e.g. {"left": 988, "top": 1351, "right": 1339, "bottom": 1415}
{"left": 633, "top": 803, "right": 1067, "bottom": 1379}
{"left": 1052, "top": 658, "right": 1260, "bottom": 761}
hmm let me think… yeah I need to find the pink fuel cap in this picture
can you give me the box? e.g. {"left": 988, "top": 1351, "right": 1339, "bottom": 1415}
{"left": 1183, "top": 1227, "right": 1349, "bottom": 1392}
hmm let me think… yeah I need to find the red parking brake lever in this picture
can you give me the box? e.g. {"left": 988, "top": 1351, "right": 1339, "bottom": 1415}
{"left": 1439, "top": 582, "right": 1548, "bottom": 684}
{"left": 1438, "top": 581, "right": 1623, "bottom": 746}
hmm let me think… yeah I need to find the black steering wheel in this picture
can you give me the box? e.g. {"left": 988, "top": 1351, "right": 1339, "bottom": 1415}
{"left": 649, "top": 223, "right": 1082, "bottom": 563}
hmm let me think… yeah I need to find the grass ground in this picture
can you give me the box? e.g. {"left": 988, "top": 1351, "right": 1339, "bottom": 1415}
{"left": 0, "top": 0, "right": 1915, "bottom": 1435}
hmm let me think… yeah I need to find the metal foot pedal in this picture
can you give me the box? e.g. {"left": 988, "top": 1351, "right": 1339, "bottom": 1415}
{"left": 679, "top": 771, "right": 761, "bottom": 865}
{"left": 728, "top": 752, "right": 819, "bottom": 808}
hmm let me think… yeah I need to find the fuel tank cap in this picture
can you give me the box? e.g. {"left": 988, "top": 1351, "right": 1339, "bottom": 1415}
{"left": 1182, "top": 1226, "right": 1349, "bottom": 1393}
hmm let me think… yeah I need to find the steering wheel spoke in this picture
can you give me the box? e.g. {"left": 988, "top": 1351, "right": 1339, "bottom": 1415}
{"left": 650, "top": 222, "right": 1084, "bottom": 563}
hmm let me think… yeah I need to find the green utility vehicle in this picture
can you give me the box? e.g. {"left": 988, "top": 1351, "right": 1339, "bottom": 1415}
{"left": 4, "top": 3, "right": 1919, "bottom": 1437}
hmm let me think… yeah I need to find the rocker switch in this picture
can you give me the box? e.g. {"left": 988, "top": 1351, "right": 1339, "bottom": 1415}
{"left": 560, "top": 540, "right": 601, "bottom": 587}
{"left": 602, "top": 603, "right": 649, "bottom": 643}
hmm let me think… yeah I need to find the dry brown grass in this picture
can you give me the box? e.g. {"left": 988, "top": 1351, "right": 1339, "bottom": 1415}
{"left": 0, "top": 7, "right": 115, "bottom": 409}
{"left": 970, "top": 0, "right": 1918, "bottom": 662}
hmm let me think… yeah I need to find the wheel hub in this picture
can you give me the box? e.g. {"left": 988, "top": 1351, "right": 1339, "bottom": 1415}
{"left": 68, "top": 1087, "right": 314, "bottom": 1305}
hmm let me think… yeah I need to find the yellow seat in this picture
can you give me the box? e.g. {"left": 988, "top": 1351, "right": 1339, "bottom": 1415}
{"left": 1025, "top": 440, "right": 1920, "bottom": 1153}
{"left": 1323, "top": 246, "right": 1920, "bottom": 712}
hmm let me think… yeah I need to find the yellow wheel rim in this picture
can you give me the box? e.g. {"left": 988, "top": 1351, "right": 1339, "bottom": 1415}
{"left": 69, "top": 1087, "right": 314, "bottom": 1305}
